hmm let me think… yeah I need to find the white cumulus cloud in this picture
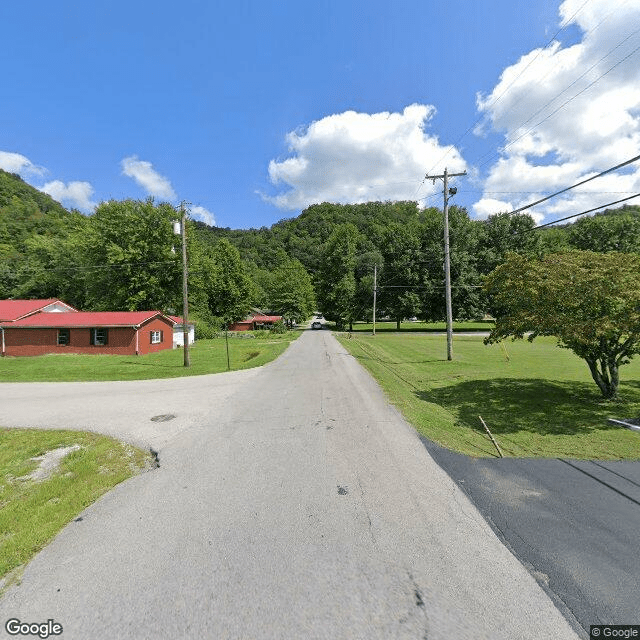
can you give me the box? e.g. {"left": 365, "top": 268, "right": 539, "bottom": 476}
{"left": 265, "top": 104, "right": 466, "bottom": 210}
{"left": 190, "top": 205, "right": 216, "bottom": 227}
{"left": 473, "top": 0, "right": 640, "bottom": 222}
{"left": 0, "top": 151, "right": 44, "bottom": 176}
{"left": 121, "top": 155, "right": 177, "bottom": 201}
{"left": 39, "top": 180, "right": 97, "bottom": 213}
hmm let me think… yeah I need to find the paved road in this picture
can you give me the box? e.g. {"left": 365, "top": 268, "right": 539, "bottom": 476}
{"left": 0, "top": 331, "right": 579, "bottom": 639}
{"left": 422, "top": 440, "right": 640, "bottom": 633}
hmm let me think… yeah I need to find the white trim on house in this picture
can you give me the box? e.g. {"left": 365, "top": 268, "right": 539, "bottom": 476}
{"left": 41, "top": 302, "right": 76, "bottom": 313}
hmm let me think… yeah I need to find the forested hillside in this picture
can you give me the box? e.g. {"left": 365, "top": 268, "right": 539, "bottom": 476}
{"left": 2, "top": 168, "right": 639, "bottom": 332}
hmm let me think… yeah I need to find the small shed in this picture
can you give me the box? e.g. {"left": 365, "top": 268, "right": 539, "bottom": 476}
{"left": 168, "top": 316, "right": 195, "bottom": 348}
{"left": 1, "top": 311, "right": 176, "bottom": 357}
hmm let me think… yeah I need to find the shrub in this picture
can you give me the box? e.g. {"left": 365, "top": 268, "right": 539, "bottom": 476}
{"left": 270, "top": 319, "right": 287, "bottom": 334}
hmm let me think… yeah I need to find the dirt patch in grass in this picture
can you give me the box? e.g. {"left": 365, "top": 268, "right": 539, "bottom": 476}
{"left": 0, "top": 428, "right": 155, "bottom": 579}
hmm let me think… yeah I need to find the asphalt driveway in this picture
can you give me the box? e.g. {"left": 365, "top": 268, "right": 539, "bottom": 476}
{"left": 422, "top": 438, "right": 640, "bottom": 634}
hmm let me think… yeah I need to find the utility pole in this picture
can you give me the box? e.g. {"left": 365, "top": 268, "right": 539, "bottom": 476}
{"left": 372, "top": 264, "right": 377, "bottom": 336}
{"left": 180, "top": 202, "right": 191, "bottom": 368}
{"left": 424, "top": 167, "right": 466, "bottom": 361}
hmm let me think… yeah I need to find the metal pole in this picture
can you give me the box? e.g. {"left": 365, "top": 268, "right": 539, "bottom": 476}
{"left": 181, "top": 204, "right": 191, "bottom": 368}
{"left": 225, "top": 324, "right": 230, "bottom": 371}
{"left": 372, "top": 264, "right": 377, "bottom": 336}
{"left": 443, "top": 168, "right": 454, "bottom": 361}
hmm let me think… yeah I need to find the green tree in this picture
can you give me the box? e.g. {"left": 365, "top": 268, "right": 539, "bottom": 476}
{"left": 81, "top": 199, "right": 182, "bottom": 311}
{"left": 476, "top": 212, "right": 542, "bottom": 275}
{"left": 317, "top": 223, "right": 359, "bottom": 329}
{"left": 418, "top": 206, "right": 483, "bottom": 321}
{"left": 353, "top": 249, "right": 383, "bottom": 323}
{"left": 378, "top": 223, "right": 421, "bottom": 328}
{"left": 267, "top": 258, "right": 316, "bottom": 325}
{"left": 207, "top": 238, "right": 256, "bottom": 323}
{"left": 484, "top": 251, "right": 640, "bottom": 399}
{"left": 568, "top": 210, "right": 640, "bottom": 253}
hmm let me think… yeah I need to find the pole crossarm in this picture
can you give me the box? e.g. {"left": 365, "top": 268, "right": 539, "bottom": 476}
{"left": 424, "top": 171, "right": 467, "bottom": 181}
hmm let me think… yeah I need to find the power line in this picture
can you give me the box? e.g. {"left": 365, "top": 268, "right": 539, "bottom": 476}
{"left": 422, "top": 0, "right": 594, "bottom": 178}
{"left": 476, "top": 40, "right": 640, "bottom": 170}
{"left": 503, "top": 154, "right": 640, "bottom": 216}
{"left": 526, "top": 193, "right": 640, "bottom": 230}
{"left": 472, "top": 6, "right": 638, "bottom": 168}
{"left": 0, "top": 259, "right": 179, "bottom": 275}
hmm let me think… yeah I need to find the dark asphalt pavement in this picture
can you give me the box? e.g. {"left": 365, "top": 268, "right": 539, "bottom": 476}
{"left": 420, "top": 437, "right": 640, "bottom": 637}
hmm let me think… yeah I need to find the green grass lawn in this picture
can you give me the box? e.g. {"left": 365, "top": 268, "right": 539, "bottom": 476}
{"left": 0, "top": 332, "right": 299, "bottom": 382}
{"left": 338, "top": 333, "right": 640, "bottom": 459}
{"left": 349, "top": 320, "right": 494, "bottom": 333}
{"left": 0, "top": 428, "right": 154, "bottom": 584}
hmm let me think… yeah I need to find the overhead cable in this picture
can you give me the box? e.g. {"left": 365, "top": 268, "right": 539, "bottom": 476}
{"left": 526, "top": 193, "right": 640, "bottom": 231}
{"left": 504, "top": 154, "right": 640, "bottom": 216}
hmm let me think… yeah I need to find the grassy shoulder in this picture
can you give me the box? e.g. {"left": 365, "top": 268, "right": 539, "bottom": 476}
{"left": 349, "top": 320, "right": 494, "bottom": 333}
{"left": 337, "top": 332, "right": 640, "bottom": 459}
{"left": 0, "top": 331, "right": 300, "bottom": 382}
{"left": 0, "top": 428, "right": 154, "bottom": 583}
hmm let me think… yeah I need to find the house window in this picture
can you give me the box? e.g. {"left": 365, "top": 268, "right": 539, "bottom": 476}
{"left": 57, "top": 329, "right": 70, "bottom": 345}
{"left": 150, "top": 330, "right": 163, "bottom": 344}
{"left": 90, "top": 328, "right": 108, "bottom": 346}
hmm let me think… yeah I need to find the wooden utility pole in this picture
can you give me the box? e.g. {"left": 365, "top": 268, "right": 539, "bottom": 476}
{"left": 424, "top": 168, "right": 466, "bottom": 361}
{"left": 180, "top": 202, "right": 191, "bottom": 368}
{"left": 372, "top": 264, "right": 377, "bottom": 336}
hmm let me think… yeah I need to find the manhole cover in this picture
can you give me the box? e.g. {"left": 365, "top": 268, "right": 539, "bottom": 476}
{"left": 150, "top": 414, "right": 176, "bottom": 422}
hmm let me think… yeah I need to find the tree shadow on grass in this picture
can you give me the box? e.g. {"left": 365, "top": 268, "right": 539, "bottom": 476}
{"left": 420, "top": 378, "right": 640, "bottom": 437}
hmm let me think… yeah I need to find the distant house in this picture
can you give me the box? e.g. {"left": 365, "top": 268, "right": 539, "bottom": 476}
{"left": 1, "top": 310, "right": 176, "bottom": 357}
{"left": 168, "top": 316, "right": 195, "bottom": 348}
{"left": 228, "top": 314, "right": 282, "bottom": 332}
{"left": 0, "top": 298, "right": 78, "bottom": 323}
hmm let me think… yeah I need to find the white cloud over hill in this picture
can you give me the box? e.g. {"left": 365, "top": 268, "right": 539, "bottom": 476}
{"left": 265, "top": 104, "right": 466, "bottom": 210}
{"left": 40, "top": 180, "right": 97, "bottom": 212}
{"left": 121, "top": 156, "right": 177, "bottom": 201}
{"left": 473, "top": 0, "right": 640, "bottom": 222}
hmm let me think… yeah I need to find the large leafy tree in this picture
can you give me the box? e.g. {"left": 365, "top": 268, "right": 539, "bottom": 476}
{"left": 418, "top": 206, "right": 483, "bottom": 321}
{"left": 206, "top": 238, "right": 256, "bottom": 323}
{"left": 567, "top": 208, "right": 640, "bottom": 253}
{"left": 378, "top": 222, "right": 421, "bottom": 328}
{"left": 476, "top": 212, "right": 542, "bottom": 275}
{"left": 352, "top": 249, "right": 383, "bottom": 323}
{"left": 267, "top": 258, "right": 316, "bottom": 325}
{"left": 317, "top": 223, "right": 359, "bottom": 329}
{"left": 484, "top": 251, "right": 640, "bottom": 399}
{"left": 81, "top": 199, "right": 182, "bottom": 311}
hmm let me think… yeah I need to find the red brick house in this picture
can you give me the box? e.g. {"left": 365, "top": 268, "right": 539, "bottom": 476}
{"left": 1, "top": 310, "right": 176, "bottom": 357}
{"left": 228, "top": 314, "right": 282, "bottom": 332}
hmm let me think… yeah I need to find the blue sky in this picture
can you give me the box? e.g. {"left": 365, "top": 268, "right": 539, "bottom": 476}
{"left": 1, "top": 0, "right": 639, "bottom": 229}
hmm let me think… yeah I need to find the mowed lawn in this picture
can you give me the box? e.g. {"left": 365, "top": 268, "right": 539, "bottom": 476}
{"left": 338, "top": 333, "right": 640, "bottom": 459}
{"left": 0, "top": 332, "right": 299, "bottom": 382}
{"left": 0, "top": 428, "right": 154, "bottom": 584}
{"left": 350, "top": 320, "right": 494, "bottom": 333}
